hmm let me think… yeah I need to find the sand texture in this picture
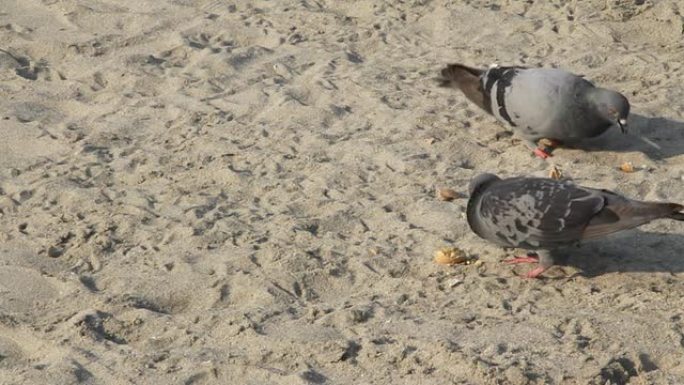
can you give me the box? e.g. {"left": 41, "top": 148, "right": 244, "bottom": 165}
{"left": 2, "top": 0, "right": 684, "bottom": 384}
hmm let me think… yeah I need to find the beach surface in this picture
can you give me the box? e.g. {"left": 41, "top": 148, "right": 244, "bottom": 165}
{"left": 2, "top": 0, "right": 684, "bottom": 383}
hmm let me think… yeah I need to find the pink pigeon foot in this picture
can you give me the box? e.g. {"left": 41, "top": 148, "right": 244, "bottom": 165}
{"left": 504, "top": 253, "right": 551, "bottom": 278}
{"left": 533, "top": 147, "right": 551, "bottom": 159}
{"left": 525, "top": 266, "right": 548, "bottom": 279}
{"left": 504, "top": 254, "right": 539, "bottom": 264}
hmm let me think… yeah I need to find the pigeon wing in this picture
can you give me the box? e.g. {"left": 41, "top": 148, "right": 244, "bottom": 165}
{"left": 479, "top": 178, "right": 605, "bottom": 247}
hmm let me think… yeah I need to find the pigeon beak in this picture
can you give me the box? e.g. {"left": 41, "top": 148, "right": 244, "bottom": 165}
{"left": 617, "top": 118, "right": 627, "bottom": 134}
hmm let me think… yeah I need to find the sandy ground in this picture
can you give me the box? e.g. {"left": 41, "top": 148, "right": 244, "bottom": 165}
{"left": 1, "top": 0, "right": 684, "bottom": 384}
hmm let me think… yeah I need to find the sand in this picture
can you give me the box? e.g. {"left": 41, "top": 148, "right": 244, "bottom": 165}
{"left": 1, "top": 0, "right": 684, "bottom": 384}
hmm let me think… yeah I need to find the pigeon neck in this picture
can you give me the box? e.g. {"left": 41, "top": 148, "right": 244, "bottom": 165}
{"left": 585, "top": 87, "right": 608, "bottom": 106}
{"left": 585, "top": 88, "right": 623, "bottom": 123}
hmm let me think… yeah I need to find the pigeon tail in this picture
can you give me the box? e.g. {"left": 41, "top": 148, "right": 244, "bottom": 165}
{"left": 645, "top": 202, "right": 684, "bottom": 220}
{"left": 666, "top": 203, "right": 684, "bottom": 221}
{"left": 438, "top": 63, "right": 483, "bottom": 87}
{"left": 438, "top": 63, "right": 489, "bottom": 112}
{"left": 638, "top": 202, "right": 684, "bottom": 219}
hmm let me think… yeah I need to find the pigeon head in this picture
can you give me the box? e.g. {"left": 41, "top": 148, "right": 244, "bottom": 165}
{"left": 468, "top": 173, "right": 500, "bottom": 196}
{"left": 589, "top": 88, "right": 630, "bottom": 133}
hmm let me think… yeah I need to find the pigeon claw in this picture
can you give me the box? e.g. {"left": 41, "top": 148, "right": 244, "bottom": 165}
{"left": 504, "top": 254, "right": 539, "bottom": 264}
{"left": 525, "top": 266, "right": 547, "bottom": 279}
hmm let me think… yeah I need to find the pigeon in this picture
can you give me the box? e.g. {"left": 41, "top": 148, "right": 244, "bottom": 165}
{"left": 438, "top": 63, "right": 630, "bottom": 158}
{"left": 467, "top": 173, "right": 684, "bottom": 278}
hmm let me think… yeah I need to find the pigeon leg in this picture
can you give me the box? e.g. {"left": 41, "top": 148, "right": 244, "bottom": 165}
{"left": 537, "top": 138, "right": 563, "bottom": 158}
{"left": 525, "top": 250, "right": 555, "bottom": 279}
{"left": 524, "top": 139, "right": 552, "bottom": 159}
{"left": 505, "top": 251, "right": 555, "bottom": 278}
{"left": 533, "top": 147, "right": 552, "bottom": 159}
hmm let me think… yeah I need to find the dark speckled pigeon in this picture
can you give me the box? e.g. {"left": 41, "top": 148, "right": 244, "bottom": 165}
{"left": 467, "top": 173, "right": 684, "bottom": 278}
{"left": 438, "top": 63, "right": 630, "bottom": 158}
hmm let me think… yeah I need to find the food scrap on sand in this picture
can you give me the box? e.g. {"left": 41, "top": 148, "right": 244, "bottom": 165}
{"left": 620, "top": 161, "right": 635, "bottom": 173}
{"left": 433, "top": 247, "right": 475, "bottom": 265}
{"left": 436, "top": 187, "right": 459, "bottom": 201}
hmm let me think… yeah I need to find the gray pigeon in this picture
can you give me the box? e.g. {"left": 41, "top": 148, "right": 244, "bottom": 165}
{"left": 467, "top": 173, "right": 684, "bottom": 278}
{"left": 438, "top": 63, "right": 630, "bottom": 158}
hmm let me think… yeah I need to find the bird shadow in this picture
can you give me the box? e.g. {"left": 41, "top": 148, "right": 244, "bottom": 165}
{"left": 573, "top": 113, "right": 684, "bottom": 160}
{"left": 554, "top": 229, "right": 684, "bottom": 277}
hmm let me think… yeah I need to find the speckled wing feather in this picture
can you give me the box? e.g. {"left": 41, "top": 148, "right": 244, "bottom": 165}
{"left": 477, "top": 178, "right": 605, "bottom": 248}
